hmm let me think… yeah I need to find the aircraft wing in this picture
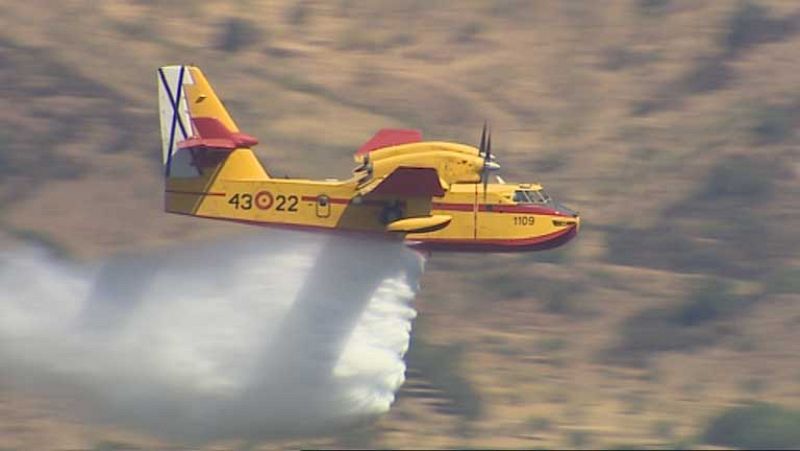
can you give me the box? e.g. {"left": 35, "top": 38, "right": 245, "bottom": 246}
{"left": 357, "top": 167, "right": 452, "bottom": 233}
{"left": 357, "top": 166, "right": 446, "bottom": 198}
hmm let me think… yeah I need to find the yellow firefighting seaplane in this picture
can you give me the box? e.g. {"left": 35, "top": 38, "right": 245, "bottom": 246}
{"left": 157, "top": 65, "right": 579, "bottom": 252}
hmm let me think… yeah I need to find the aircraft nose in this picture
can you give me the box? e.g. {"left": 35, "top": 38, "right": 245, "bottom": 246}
{"left": 554, "top": 201, "right": 578, "bottom": 218}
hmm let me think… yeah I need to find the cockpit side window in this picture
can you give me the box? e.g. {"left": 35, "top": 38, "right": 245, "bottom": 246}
{"left": 539, "top": 189, "right": 552, "bottom": 203}
{"left": 513, "top": 190, "right": 531, "bottom": 203}
{"left": 528, "top": 190, "right": 544, "bottom": 203}
{"left": 514, "top": 189, "right": 552, "bottom": 204}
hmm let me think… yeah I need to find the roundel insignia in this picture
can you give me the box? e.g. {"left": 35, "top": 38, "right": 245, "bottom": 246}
{"left": 255, "top": 191, "right": 274, "bottom": 210}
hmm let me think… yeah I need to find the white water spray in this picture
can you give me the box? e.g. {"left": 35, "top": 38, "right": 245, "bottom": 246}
{"left": 0, "top": 230, "right": 424, "bottom": 442}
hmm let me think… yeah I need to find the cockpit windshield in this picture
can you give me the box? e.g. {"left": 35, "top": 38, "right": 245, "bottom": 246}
{"left": 513, "top": 189, "right": 551, "bottom": 204}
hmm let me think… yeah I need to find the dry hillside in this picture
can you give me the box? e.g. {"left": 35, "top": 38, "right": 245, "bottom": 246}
{"left": 1, "top": 0, "right": 798, "bottom": 449}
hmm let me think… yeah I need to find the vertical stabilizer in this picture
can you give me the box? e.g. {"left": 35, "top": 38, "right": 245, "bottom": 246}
{"left": 157, "top": 65, "right": 269, "bottom": 215}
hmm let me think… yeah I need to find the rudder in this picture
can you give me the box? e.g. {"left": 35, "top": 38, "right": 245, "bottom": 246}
{"left": 157, "top": 65, "right": 269, "bottom": 215}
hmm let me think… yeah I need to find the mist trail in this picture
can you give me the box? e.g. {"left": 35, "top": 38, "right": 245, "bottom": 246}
{"left": 0, "top": 230, "right": 424, "bottom": 442}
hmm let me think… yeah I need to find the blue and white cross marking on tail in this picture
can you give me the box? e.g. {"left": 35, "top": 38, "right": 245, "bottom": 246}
{"left": 157, "top": 65, "right": 194, "bottom": 177}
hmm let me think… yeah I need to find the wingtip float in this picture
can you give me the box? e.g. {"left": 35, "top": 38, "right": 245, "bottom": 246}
{"left": 157, "top": 65, "right": 579, "bottom": 252}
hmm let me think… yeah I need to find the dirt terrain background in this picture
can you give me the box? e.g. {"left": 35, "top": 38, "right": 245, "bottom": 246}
{"left": 0, "top": 0, "right": 798, "bottom": 449}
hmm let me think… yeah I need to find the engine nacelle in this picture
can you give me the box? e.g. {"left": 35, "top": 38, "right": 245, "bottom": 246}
{"left": 358, "top": 141, "right": 485, "bottom": 187}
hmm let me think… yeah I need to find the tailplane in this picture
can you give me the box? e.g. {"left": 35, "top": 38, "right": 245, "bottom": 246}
{"left": 157, "top": 65, "right": 269, "bottom": 214}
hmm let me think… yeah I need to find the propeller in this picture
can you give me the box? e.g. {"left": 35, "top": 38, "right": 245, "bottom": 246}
{"left": 478, "top": 122, "right": 500, "bottom": 200}
{"left": 479, "top": 121, "right": 487, "bottom": 155}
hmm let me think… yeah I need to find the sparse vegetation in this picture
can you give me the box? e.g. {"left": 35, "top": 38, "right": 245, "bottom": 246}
{"left": 601, "top": 47, "right": 656, "bottom": 71}
{"left": 525, "top": 415, "right": 552, "bottom": 433}
{"left": 285, "top": 0, "right": 312, "bottom": 26}
{"left": 764, "top": 268, "right": 800, "bottom": 294}
{"left": 652, "top": 420, "right": 674, "bottom": 440}
{"left": 607, "top": 152, "right": 785, "bottom": 277}
{"left": 336, "top": 27, "right": 386, "bottom": 52}
{"left": 620, "top": 391, "right": 647, "bottom": 415}
{"left": 488, "top": 0, "right": 532, "bottom": 19}
{"left": 482, "top": 271, "right": 531, "bottom": 299}
{"left": 92, "top": 441, "right": 140, "bottom": 451}
{"left": 1, "top": 1, "right": 798, "bottom": 448}
{"left": 566, "top": 429, "right": 591, "bottom": 448}
{"left": 5, "top": 227, "right": 71, "bottom": 260}
{"left": 537, "top": 278, "right": 585, "bottom": 315}
{"left": 702, "top": 403, "right": 800, "bottom": 449}
{"left": 406, "top": 333, "right": 483, "bottom": 421}
{"left": 679, "top": 56, "right": 731, "bottom": 94}
{"left": 636, "top": 0, "right": 671, "bottom": 16}
{"left": 532, "top": 150, "right": 571, "bottom": 173}
{"left": 535, "top": 337, "right": 568, "bottom": 353}
{"left": 453, "top": 21, "right": 484, "bottom": 44}
{"left": 606, "top": 278, "right": 752, "bottom": 365}
{"left": 672, "top": 278, "right": 750, "bottom": 326}
{"left": 607, "top": 444, "right": 646, "bottom": 451}
{"left": 335, "top": 423, "right": 383, "bottom": 448}
{"left": 703, "top": 155, "right": 776, "bottom": 200}
{"left": 606, "top": 225, "right": 721, "bottom": 275}
{"left": 215, "top": 17, "right": 262, "bottom": 53}
{"left": 752, "top": 102, "right": 800, "bottom": 145}
{"left": 533, "top": 245, "right": 571, "bottom": 264}
{"left": 722, "top": 2, "right": 797, "bottom": 57}
{"left": 740, "top": 377, "right": 766, "bottom": 395}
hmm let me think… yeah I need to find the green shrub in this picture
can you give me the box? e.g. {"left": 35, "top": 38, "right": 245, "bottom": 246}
{"left": 7, "top": 227, "right": 71, "bottom": 260}
{"left": 335, "top": 423, "right": 382, "bottom": 448}
{"left": 538, "top": 278, "right": 585, "bottom": 315}
{"left": 679, "top": 56, "right": 731, "bottom": 94}
{"left": 637, "top": 0, "right": 670, "bottom": 15}
{"left": 606, "top": 444, "right": 645, "bottom": 450}
{"left": 92, "top": 441, "right": 140, "bottom": 451}
{"left": 285, "top": 1, "right": 312, "bottom": 26}
{"left": 606, "top": 225, "right": 723, "bottom": 274}
{"left": 752, "top": 103, "right": 799, "bottom": 145}
{"left": 722, "top": 2, "right": 795, "bottom": 56}
{"left": 487, "top": 0, "right": 534, "bottom": 19}
{"left": 765, "top": 268, "right": 800, "bottom": 294}
{"left": 406, "top": 334, "right": 483, "bottom": 420}
{"left": 672, "top": 278, "right": 750, "bottom": 326}
{"left": 533, "top": 150, "right": 571, "bottom": 173}
{"left": 453, "top": 21, "right": 484, "bottom": 44}
{"left": 0, "top": 133, "right": 13, "bottom": 176}
{"left": 526, "top": 415, "right": 552, "bottom": 433}
{"left": 482, "top": 271, "right": 530, "bottom": 300}
{"left": 535, "top": 337, "right": 568, "bottom": 353}
{"left": 567, "top": 429, "right": 592, "bottom": 448}
{"left": 653, "top": 420, "right": 675, "bottom": 440}
{"left": 606, "top": 214, "right": 778, "bottom": 279}
{"left": 215, "top": 18, "right": 261, "bottom": 53}
{"left": 606, "top": 278, "right": 750, "bottom": 365}
{"left": 703, "top": 403, "right": 800, "bottom": 449}
{"left": 703, "top": 155, "right": 776, "bottom": 200}
{"left": 739, "top": 377, "right": 766, "bottom": 395}
{"left": 531, "top": 245, "right": 571, "bottom": 264}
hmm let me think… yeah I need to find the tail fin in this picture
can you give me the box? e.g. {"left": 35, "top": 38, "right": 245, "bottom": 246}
{"left": 157, "top": 65, "right": 269, "bottom": 214}
{"left": 157, "top": 65, "right": 268, "bottom": 178}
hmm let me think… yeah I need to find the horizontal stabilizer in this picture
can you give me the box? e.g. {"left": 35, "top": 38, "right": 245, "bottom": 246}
{"left": 178, "top": 117, "right": 259, "bottom": 150}
{"left": 386, "top": 215, "right": 452, "bottom": 233}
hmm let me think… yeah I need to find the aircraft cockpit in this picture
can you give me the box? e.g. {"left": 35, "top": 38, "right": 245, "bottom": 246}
{"left": 512, "top": 187, "right": 578, "bottom": 217}
{"left": 513, "top": 189, "right": 552, "bottom": 205}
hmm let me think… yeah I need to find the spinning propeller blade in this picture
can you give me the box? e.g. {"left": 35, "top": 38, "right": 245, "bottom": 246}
{"left": 483, "top": 127, "right": 491, "bottom": 198}
{"left": 477, "top": 121, "right": 501, "bottom": 201}
{"left": 479, "top": 121, "right": 487, "bottom": 155}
